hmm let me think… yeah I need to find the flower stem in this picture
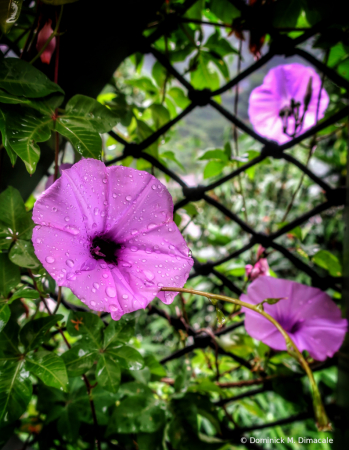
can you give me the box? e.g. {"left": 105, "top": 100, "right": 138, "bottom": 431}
{"left": 160, "top": 286, "right": 331, "bottom": 431}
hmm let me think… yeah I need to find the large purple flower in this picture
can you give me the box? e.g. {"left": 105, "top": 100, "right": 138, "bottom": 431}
{"left": 241, "top": 277, "right": 347, "bottom": 361}
{"left": 32, "top": 159, "right": 193, "bottom": 320}
{"left": 248, "top": 63, "right": 329, "bottom": 144}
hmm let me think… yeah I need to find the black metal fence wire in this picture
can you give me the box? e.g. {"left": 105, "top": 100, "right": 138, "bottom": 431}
{"left": 60, "top": 0, "right": 348, "bottom": 440}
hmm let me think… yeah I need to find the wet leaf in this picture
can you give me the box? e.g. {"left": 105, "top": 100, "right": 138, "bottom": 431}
{"left": 105, "top": 345, "right": 144, "bottom": 371}
{"left": 25, "top": 351, "right": 69, "bottom": 392}
{"left": 9, "top": 240, "right": 40, "bottom": 269}
{"left": 61, "top": 342, "right": 97, "bottom": 376}
{"left": 0, "top": 301, "right": 11, "bottom": 332}
{"left": 0, "top": 58, "right": 64, "bottom": 97}
{"left": 96, "top": 353, "right": 121, "bottom": 393}
{"left": 20, "top": 314, "right": 63, "bottom": 351}
{"left": 0, "top": 360, "right": 32, "bottom": 427}
{"left": 0, "top": 253, "right": 20, "bottom": 297}
{"left": 0, "top": 0, "right": 23, "bottom": 34}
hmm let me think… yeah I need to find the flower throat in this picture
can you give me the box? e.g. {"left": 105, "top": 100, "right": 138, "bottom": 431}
{"left": 90, "top": 236, "right": 121, "bottom": 265}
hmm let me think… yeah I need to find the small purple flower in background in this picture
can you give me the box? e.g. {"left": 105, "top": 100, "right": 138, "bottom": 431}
{"left": 248, "top": 63, "right": 329, "bottom": 144}
{"left": 45, "top": 163, "right": 73, "bottom": 190}
{"left": 32, "top": 159, "right": 193, "bottom": 320}
{"left": 241, "top": 277, "right": 347, "bottom": 361}
{"left": 245, "top": 245, "right": 270, "bottom": 281}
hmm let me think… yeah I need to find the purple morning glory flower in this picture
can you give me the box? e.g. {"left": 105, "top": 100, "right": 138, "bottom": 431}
{"left": 45, "top": 163, "right": 73, "bottom": 190}
{"left": 248, "top": 63, "right": 329, "bottom": 144}
{"left": 241, "top": 277, "right": 347, "bottom": 361}
{"left": 32, "top": 159, "right": 193, "bottom": 320}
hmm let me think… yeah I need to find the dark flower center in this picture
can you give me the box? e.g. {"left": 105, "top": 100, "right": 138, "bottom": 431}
{"left": 90, "top": 236, "right": 121, "bottom": 265}
{"left": 288, "top": 320, "right": 303, "bottom": 334}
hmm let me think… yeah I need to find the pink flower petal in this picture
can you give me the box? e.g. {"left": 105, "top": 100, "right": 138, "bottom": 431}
{"left": 248, "top": 63, "right": 329, "bottom": 144}
{"left": 32, "top": 159, "right": 193, "bottom": 319}
{"left": 241, "top": 277, "right": 347, "bottom": 361}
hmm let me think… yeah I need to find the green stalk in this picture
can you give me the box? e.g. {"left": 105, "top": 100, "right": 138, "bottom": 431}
{"left": 161, "top": 286, "right": 331, "bottom": 431}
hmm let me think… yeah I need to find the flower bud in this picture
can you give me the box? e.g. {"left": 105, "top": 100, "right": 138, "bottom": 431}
{"left": 36, "top": 19, "right": 56, "bottom": 65}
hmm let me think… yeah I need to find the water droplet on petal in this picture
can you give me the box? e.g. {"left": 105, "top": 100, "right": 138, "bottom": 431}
{"left": 91, "top": 301, "right": 96, "bottom": 306}
{"left": 125, "top": 195, "right": 132, "bottom": 201}
{"left": 64, "top": 216, "right": 70, "bottom": 222}
{"left": 36, "top": 238, "right": 42, "bottom": 244}
{"left": 110, "top": 304, "right": 118, "bottom": 312}
{"left": 103, "top": 273, "right": 108, "bottom": 279}
{"left": 147, "top": 223, "right": 157, "bottom": 230}
{"left": 151, "top": 184, "right": 157, "bottom": 190}
{"left": 144, "top": 280, "right": 154, "bottom": 287}
{"left": 52, "top": 207, "right": 57, "bottom": 212}
{"left": 94, "top": 207, "right": 99, "bottom": 216}
{"left": 130, "top": 246, "right": 138, "bottom": 252}
{"left": 143, "top": 270, "right": 154, "bottom": 280}
{"left": 106, "top": 287, "right": 116, "bottom": 298}
{"left": 93, "top": 282, "right": 100, "bottom": 289}
{"left": 46, "top": 256, "right": 55, "bottom": 263}
{"left": 122, "top": 294, "right": 128, "bottom": 299}
{"left": 65, "top": 225, "right": 80, "bottom": 235}
{"left": 113, "top": 193, "right": 117, "bottom": 198}
{"left": 67, "top": 272, "right": 76, "bottom": 280}
{"left": 121, "top": 262, "right": 132, "bottom": 268}
{"left": 92, "top": 223, "right": 97, "bottom": 229}
{"left": 102, "top": 178, "right": 107, "bottom": 184}
{"left": 66, "top": 259, "right": 74, "bottom": 268}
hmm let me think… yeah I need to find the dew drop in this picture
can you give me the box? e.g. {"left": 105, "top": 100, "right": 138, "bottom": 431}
{"left": 46, "top": 256, "right": 55, "bottom": 263}
{"left": 106, "top": 287, "right": 116, "bottom": 298}
{"left": 122, "top": 262, "right": 132, "bottom": 268}
{"left": 112, "top": 193, "right": 117, "bottom": 198}
{"left": 65, "top": 225, "right": 80, "bottom": 235}
{"left": 66, "top": 259, "right": 74, "bottom": 268}
{"left": 36, "top": 238, "right": 42, "bottom": 244}
{"left": 122, "top": 294, "right": 129, "bottom": 299}
{"left": 66, "top": 272, "right": 76, "bottom": 280}
{"left": 151, "top": 184, "right": 157, "bottom": 190}
{"left": 131, "top": 229, "right": 138, "bottom": 235}
{"left": 144, "top": 280, "right": 154, "bottom": 287}
{"left": 92, "top": 222, "right": 97, "bottom": 229}
{"left": 52, "top": 207, "right": 57, "bottom": 212}
{"left": 102, "top": 178, "right": 107, "bottom": 184}
{"left": 130, "top": 246, "right": 138, "bottom": 252}
{"left": 126, "top": 195, "right": 132, "bottom": 201}
{"left": 91, "top": 301, "right": 96, "bottom": 306}
{"left": 103, "top": 273, "right": 108, "bottom": 279}
{"left": 64, "top": 216, "right": 70, "bottom": 222}
{"left": 94, "top": 207, "right": 99, "bottom": 216}
{"left": 110, "top": 304, "right": 118, "bottom": 312}
{"left": 143, "top": 270, "right": 154, "bottom": 280}
{"left": 93, "top": 282, "right": 100, "bottom": 289}
{"left": 147, "top": 223, "right": 157, "bottom": 230}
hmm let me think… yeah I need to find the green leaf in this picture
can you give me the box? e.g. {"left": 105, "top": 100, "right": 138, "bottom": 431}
{"left": 20, "top": 314, "right": 63, "bottom": 351}
{"left": 0, "top": 186, "right": 27, "bottom": 233}
{"left": 96, "top": 353, "right": 121, "bottom": 393}
{"left": 25, "top": 351, "right": 69, "bottom": 392}
{"left": 106, "top": 345, "right": 144, "bottom": 371}
{"left": 152, "top": 61, "right": 167, "bottom": 88}
{"left": 136, "top": 119, "right": 158, "bottom": 158}
{"left": 312, "top": 250, "right": 342, "bottom": 277}
{"left": 64, "top": 94, "right": 119, "bottom": 133}
{"left": 0, "top": 89, "right": 63, "bottom": 116}
{"left": 8, "top": 286, "right": 39, "bottom": 304}
{"left": 0, "top": 360, "right": 32, "bottom": 427}
{"left": 67, "top": 311, "right": 104, "bottom": 349}
{"left": 9, "top": 239, "right": 40, "bottom": 269}
{"left": 144, "top": 355, "right": 167, "bottom": 377}
{"left": 0, "top": 0, "right": 23, "bottom": 34}
{"left": 272, "top": 0, "right": 303, "bottom": 28}
{"left": 0, "top": 58, "right": 64, "bottom": 97}
{"left": 149, "top": 103, "right": 170, "bottom": 130}
{"left": 55, "top": 116, "right": 102, "bottom": 159}
{"left": 0, "top": 317, "right": 20, "bottom": 355}
{"left": 103, "top": 318, "right": 135, "bottom": 347}
{"left": 125, "top": 77, "right": 158, "bottom": 99}
{"left": 108, "top": 394, "right": 164, "bottom": 434}
{"left": 167, "top": 87, "right": 191, "bottom": 109}
{"left": 6, "top": 109, "right": 53, "bottom": 174}
{"left": 160, "top": 151, "right": 185, "bottom": 170}
{"left": 61, "top": 343, "right": 97, "bottom": 376}
{"left": 0, "top": 253, "right": 20, "bottom": 297}
{"left": 210, "top": 0, "right": 240, "bottom": 23}
{"left": 190, "top": 53, "right": 220, "bottom": 91}
{"left": 0, "top": 302, "right": 10, "bottom": 333}
{"left": 57, "top": 403, "right": 80, "bottom": 442}
{"left": 203, "top": 160, "right": 226, "bottom": 179}
{"left": 199, "top": 149, "right": 228, "bottom": 162}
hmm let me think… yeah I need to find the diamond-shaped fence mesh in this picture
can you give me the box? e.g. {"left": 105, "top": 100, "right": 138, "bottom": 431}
{"left": 105, "top": 6, "right": 348, "bottom": 306}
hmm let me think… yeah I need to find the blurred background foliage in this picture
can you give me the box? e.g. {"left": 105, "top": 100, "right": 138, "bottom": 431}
{"left": 0, "top": 0, "right": 348, "bottom": 449}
